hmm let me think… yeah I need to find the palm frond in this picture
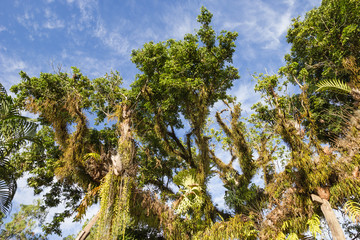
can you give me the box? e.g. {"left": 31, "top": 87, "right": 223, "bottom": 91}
{"left": 0, "top": 83, "right": 7, "bottom": 95}
{"left": 316, "top": 79, "right": 351, "bottom": 95}
{"left": 0, "top": 159, "right": 16, "bottom": 214}
{"left": 1, "top": 117, "right": 37, "bottom": 138}
{"left": 0, "top": 84, "right": 37, "bottom": 215}
{"left": 0, "top": 95, "right": 18, "bottom": 119}
{"left": 344, "top": 200, "right": 360, "bottom": 223}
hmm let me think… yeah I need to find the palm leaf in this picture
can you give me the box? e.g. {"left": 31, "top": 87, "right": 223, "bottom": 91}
{"left": 0, "top": 83, "right": 7, "bottom": 95}
{"left": 0, "top": 83, "right": 38, "bottom": 215}
{"left": 0, "top": 156, "right": 16, "bottom": 214}
{"left": 316, "top": 79, "right": 351, "bottom": 95}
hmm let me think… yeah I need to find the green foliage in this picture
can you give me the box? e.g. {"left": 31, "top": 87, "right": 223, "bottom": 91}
{"left": 251, "top": 72, "right": 353, "bottom": 238}
{"left": 173, "top": 169, "right": 204, "bottom": 216}
{"left": 130, "top": 5, "right": 240, "bottom": 230}
{"left": 316, "top": 79, "right": 351, "bottom": 95}
{"left": 344, "top": 200, "right": 360, "bottom": 223}
{"left": 96, "top": 172, "right": 132, "bottom": 240}
{"left": 0, "top": 82, "right": 37, "bottom": 215}
{"left": 0, "top": 199, "right": 47, "bottom": 240}
{"left": 7, "top": 3, "right": 360, "bottom": 240}
{"left": 307, "top": 214, "right": 321, "bottom": 238}
{"left": 287, "top": 233, "right": 299, "bottom": 240}
{"left": 195, "top": 214, "right": 258, "bottom": 240}
{"left": 283, "top": 0, "right": 360, "bottom": 142}
{"left": 74, "top": 220, "right": 164, "bottom": 240}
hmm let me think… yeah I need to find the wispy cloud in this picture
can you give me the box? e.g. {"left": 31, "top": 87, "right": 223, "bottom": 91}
{"left": 43, "top": 8, "right": 65, "bottom": 29}
{"left": 66, "top": 0, "right": 99, "bottom": 30}
{"left": 220, "top": 0, "right": 295, "bottom": 50}
{"left": 17, "top": 10, "right": 40, "bottom": 33}
{"left": 160, "top": 1, "right": 204, "bottom": 40}
{"left": 94, "top": 19, "right": 130, "bottom": 56}
{"left": 0, "top": 53, "right": 27, "bottom": 74}
{"left": 231, "top": 81, "right": 259, "bottom": 113}
{"left": 0, "top": 51, "right": 43, "bottom": 93}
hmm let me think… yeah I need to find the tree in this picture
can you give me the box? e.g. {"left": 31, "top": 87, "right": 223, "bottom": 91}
{"left": 251, "top": 62, "right": 360, "bottom": 239}
{"left": 129, "top": 6, "right": 245, "bottom": 236}
{"left": 283, "top": 0, "right": 360, "bottom": 142}
{"left": 8, "top": 3, "right": 360, "bottom": 240}
{"left": 0, "top": 199, "right": 47, "bottom": 240}
{"left": 10, "top": 7, "right": 258, "bottom": 239}
{"left": 0, "top": 83, "right": 37, "bottom": 215}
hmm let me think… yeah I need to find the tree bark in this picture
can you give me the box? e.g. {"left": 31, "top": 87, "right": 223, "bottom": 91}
{"left": 112, "top": 104, "right": 136, "bottom": 176}
{"left": 311, "top": 194, "right": 346, "bottom": 240}
{"left": 75, "top": 211, "right": 100, "bottom": 240}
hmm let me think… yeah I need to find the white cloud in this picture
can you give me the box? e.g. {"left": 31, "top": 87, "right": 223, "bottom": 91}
{"left": 161, "top": 2, "right": 201, "bottom": 40}
{"left": 17, "top": 11, "right": 40, "bottom": 33}
{"left": 16, "top": 5, "right": 65, "bottom": 38}
{"left": 43, "top": 19, "right": 65, "bottom": 29}
{"left": 68, "top": 0, "right": 98, "bottom": 30}
{"left": 231, "top": 81, "right": 259, "bottom": 113}
{"left": 93, "top": 19, "right": 131, "bottom": 56}
{"left": 0, "top": 51, "right": 44, "bottom": 94}
{"left": 0, "top": 26, "right": 6, "bottom": 32}
{"left": 0, "top": 53, "right": 27, "bottom": 73}
{"left": 283, "top": 0, "right": 295, "bottom": 8}
{"left": 219, "top": 0, "right": 295, "bottom": 50}
{"left": 43, "top": 8, "right": 65, "bottom": 29}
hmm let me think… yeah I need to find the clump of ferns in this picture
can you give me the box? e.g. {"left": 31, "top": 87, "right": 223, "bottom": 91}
{"left": 275, "top": 213, "right": 321, "bottom": 240}
{"left": 195, "top": 214, "right": 259, "bottom": 240}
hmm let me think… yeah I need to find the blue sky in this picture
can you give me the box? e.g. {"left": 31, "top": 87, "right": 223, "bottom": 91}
{"left": 0, "top": 0, "right": 322, "bottom": 238}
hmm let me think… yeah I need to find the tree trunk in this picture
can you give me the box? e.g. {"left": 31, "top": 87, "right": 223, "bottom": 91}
{"left": 112, "top": 104, "right": 136, "bottom": 176}
{"left": 311, "top": 194, "right": 346, "bottom": 240}
{"left": 75, "top": 211, "right": 100, "bottom": 240}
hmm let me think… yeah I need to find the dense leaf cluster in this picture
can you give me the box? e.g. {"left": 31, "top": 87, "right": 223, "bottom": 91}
{"left": 2, "top": 1, "right": 360, "bottom": 239}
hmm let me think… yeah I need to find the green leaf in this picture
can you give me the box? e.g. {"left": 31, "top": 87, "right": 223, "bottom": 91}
{"left": 344, "top": 200, "right": 360, "bottom": 223}
{"left": 316, "top": 79, "right": 351, "bottom": 95}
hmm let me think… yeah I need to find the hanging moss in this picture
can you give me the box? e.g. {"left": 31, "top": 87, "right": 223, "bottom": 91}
{"left": 96, "top": 172, "right": 132, "bottom": 240}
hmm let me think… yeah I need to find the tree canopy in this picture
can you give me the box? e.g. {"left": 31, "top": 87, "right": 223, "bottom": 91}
{"left": 3, "top": 1, "right": 360, "bottom": 240}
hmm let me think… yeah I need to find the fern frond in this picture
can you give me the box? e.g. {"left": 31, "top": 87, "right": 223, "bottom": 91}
{"left": 344, "top": 200, "right": 360, "bottom": 223}
{"left": 316, "top": 79, "right": 351, "bottom": 95}
{"left": 276, "top": 232, "right": 286, "bottom": 240}
{"left": 307, "top": 213, "right": 321, "bottom": 238}
{"left": 83, "top": 152, "right": 101, "bottom": 163}
{"left": 287, "top": 233, "right": 299, "bottom": 240}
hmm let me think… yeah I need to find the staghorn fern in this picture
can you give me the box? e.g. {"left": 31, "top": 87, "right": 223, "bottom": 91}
{"left": 316, "top": 79, "right": 351, "bottom": 95}
{"left": 173, "top": 169, "right": 204, "bottom": 216}
{"left": 344, "top": 200, "right": 360, "bottom": 223}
